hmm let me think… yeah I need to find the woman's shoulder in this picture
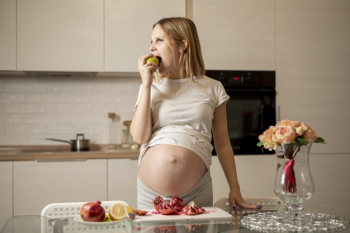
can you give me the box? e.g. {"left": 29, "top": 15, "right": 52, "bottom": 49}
{"left": 196, "top": 75, "right": 223, "bottom": 87}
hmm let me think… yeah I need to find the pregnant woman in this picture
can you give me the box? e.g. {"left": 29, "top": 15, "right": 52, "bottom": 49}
{"left": 130, "top": 17, "right": 260, "bottom": 210}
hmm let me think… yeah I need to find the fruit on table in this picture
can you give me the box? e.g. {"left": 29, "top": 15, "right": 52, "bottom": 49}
{"left": 103, "top": 214, "right": 112, "bottom": 222}
{"left": 132, "top": 209, "right": 148, "bottom": 215}
{"left": 109, "top": 201, "right": 128, "bottom": 220}
{"left": 152, "top": 195, "right": 206, "bottom": 215}
{"left": 170, "top": 195, "right": 184, "bottom": 212}
{"left": 80, "top": 201, "right": 105, "bottom": 222}
{"left": 181, "top": 201, "right": 206, "bottom": 215}
{"left": 146, "top": 56, "right": 159, "bottom": 66}
{"left": 153, "top": 195, "right": 176, "bottom": 215}
{"left": 126, "top": 205, "right": 133, "bottom": 214}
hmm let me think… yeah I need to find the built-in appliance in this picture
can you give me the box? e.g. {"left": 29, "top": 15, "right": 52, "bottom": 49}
{"left": 206, "top": 70, "right": 276, "bottom": 155}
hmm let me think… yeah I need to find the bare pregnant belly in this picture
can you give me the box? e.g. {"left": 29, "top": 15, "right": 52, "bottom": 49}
{"left": 138, "top": 144, "right": 207, "bottom": 196}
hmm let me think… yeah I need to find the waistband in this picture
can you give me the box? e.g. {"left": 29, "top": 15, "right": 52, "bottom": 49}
{"left": 137, "top": 170, "right": 213, "bottom": 209}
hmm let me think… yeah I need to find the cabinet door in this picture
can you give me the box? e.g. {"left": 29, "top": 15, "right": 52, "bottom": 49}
{"left": 276, "top": 0, "right": 350, "bottom": 154}
{"left": 193, "top": 0, "right": 275, "bottom": 70}
{"left": 108, "top": 159, "right": 138, "bottom": 208}
{"left": 105, "top": 0, "right": 186, "bottom": 72}
{"left": 0, "top": 0, "right": 16, "bottom": 71}
{"left": 0, "top": 162, "right": 13, "bottom": 230}
{"left": 13, "top": 159, "right": 107, "bottom": 216}
{"left": 17, "top": 0, "right": 104, "bottom": 72}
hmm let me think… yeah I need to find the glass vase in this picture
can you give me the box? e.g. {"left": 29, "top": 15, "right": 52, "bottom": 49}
{"left": 274, "top": 142, "right": 315, "bottom": 221}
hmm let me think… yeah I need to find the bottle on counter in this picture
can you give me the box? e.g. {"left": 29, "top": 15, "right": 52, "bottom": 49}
{"left": 107, "top": 113, "right": 122, "bottom": 149}
{"left": 122, "top": 120, "right": 139, "bottom": 150}
{"left": 122, "top": 120, "right": 132, "bottom": 148}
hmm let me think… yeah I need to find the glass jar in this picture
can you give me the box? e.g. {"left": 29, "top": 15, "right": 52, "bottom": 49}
{"left": 122, "top": 120, "right": 133, "bottom": 148}
{"left": 107, "top": 113, "right": 122, "bottom": 149}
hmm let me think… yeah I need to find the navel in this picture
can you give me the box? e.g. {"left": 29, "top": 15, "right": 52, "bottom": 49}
{"left": 169, "top": 157, "right": 177, "bottom": 163}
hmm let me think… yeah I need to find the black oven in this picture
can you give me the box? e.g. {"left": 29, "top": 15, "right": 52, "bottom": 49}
{"left": 206, "top": 70, "right": 276, "bottom": 155}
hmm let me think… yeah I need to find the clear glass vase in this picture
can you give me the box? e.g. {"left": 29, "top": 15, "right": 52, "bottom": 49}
{"left": 274, "top": 142, "right": 315, "bottom": 221}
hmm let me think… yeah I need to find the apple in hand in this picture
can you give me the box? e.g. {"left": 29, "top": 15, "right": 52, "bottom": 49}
{"left": 146, "top": 56, "right": 159, "bottom": 66}
{"left": 146, "top": 56, "right": 159, "bottom": 72}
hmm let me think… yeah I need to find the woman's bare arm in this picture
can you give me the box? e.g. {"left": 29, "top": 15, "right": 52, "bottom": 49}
{"left": 212, "top": 103, "right": 260, "bottom": 209}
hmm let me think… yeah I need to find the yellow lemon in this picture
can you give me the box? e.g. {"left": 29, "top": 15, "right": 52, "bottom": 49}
{"left": 146, "top": 56, "right": 159, "bottom": 66}
{"left": 126, "top": 205, "right": 133, "bottom": 214}
{"left": 109, "top": 202, "right": 127, "bottom": 221}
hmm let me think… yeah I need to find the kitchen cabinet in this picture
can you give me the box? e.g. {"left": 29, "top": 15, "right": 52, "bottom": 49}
{"left": 0, "top": 0, "right": 16, "bottom": 71}
{"left": 0, "top": 162, "right": 13, "bottom": 230}
{"left": 193, "top": 0, "right": 275, "bottom": 70}
{"left": 17, "top": 0, "right": 104, "bottom": 72}
{"left": 13, "top": 159, "right": 107, "bottom": 216}
{"left": 105, "top": 0, "right": 186, "bottom": 72}
{"left": 276, "top": 0, "right": 350, "bottom": 154}
{"left": 108, "top": 158, "right": 138, "bottom": 208}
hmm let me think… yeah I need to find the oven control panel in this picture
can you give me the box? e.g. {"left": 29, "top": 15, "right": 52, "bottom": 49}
{"left": 205, "top": 70, "right": 275, "bottom": 88}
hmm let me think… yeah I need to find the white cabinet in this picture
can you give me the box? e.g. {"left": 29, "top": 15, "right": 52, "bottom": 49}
{"left": 0, "top": 0, "right": 16, "bottom": 71}
{"left": 276, "top": 1, "right": 350, "bottom": 154}
{"left": 17, "top": 0, "right": 104, "bottom": 72}
{"left": 0, "top": 162, "right": 13, "bottom": 230}
{"left": 105, "top": 0, "right": 186, "bottom": 72}
{"left": 13, "top": 159, "right": 107, "bottom": 216}
{"left": 6, "top": 0, "right": 185, "bottom": 72}
{"left": 108, "top": 159, "right": 138, "bottom": 208}
{"left": 193, "top": 0, "right": 275, "bottom": 70}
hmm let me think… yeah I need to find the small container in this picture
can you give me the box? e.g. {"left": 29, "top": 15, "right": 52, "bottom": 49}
{"left": 107, "top": 113, "right": 122, "bottom": 149}
{"left": 122, "top": 120, "right": 133, "bottom": 148}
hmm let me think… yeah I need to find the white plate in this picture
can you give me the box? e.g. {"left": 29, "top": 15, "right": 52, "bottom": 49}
{"left": 73, "top": 215, "right": 123, "bottom": 225}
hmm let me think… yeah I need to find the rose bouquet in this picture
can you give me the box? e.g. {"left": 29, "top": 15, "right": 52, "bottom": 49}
{"left": 257, "top": 119, "right": 325, "bottom": 193}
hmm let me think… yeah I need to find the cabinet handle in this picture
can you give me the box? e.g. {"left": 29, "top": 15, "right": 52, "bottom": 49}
{"left": 36, "top": 159, "right": 86, "bottom": 162}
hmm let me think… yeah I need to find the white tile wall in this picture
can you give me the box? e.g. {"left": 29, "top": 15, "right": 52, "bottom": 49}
{"left": 0, "top": 75, "right": 141, "bottom": 145}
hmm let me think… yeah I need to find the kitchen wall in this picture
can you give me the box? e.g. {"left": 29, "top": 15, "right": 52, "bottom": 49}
{"left": 0, "top": 74, "right": 141, "bottom": 145}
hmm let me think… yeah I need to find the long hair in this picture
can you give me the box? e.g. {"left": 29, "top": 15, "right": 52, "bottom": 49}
{"left": 153, "top": 17, "right": 205, "bottom": 82}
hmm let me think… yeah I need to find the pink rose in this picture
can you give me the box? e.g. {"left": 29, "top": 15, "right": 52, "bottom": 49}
{"left": 302, "top": 125, "right": 317, "bottom": 141}
{"left": 269, "top": 126, "right": 276, "bottom": 133}
{"left": 274, "top": 126, "right": 297, "bottom": 144}
{"left": 264, "top": 140, "right": 278, "bottom": 151}
{"left": 296, "top": 124, "right": 308, "bottom": 136}
{"left": 258, "top": 129, "right": 278, "bottom": 150}
{"left": 258, "top": 134, "right": 267, "bottom": 143}
{"left": 296, "top": 126, "right": 304, "bottom": 136}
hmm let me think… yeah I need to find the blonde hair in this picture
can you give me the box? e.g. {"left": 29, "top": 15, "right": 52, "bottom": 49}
{"left": 153, "top": 17, "right": 205, "bottom": 82}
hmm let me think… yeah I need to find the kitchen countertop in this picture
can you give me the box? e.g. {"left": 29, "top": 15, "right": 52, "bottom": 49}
{"left": 0, "top": 144, "right": 139, "bottom": 161}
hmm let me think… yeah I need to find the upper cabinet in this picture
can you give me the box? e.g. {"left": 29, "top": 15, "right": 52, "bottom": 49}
{"left": 14, "top": 0, "right": 185, "bottom": 73}
{"left": 0, "top": 0, "right": 16, "bottom": 71}
{"left": 105, "top": 0, "right": 186, "bottom": 72}
{"left": 17, "top": 0, "right": 104, "bottom": 72}
{"left": 193, "top": 0, "right": 275, "bottom": 71}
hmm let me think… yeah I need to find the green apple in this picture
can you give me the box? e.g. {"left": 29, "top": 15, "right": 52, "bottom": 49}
{"left": 146, "top": 56, "right": 159, "bottom": 66}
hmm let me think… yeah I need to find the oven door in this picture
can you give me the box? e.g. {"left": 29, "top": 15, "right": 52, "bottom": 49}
{"left": 212, "top": 88, "right": 276, "bottom": 155}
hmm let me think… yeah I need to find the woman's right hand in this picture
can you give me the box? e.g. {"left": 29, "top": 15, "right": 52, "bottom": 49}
{"left": 138, "top": 54, "right": 158, "bottom": 86}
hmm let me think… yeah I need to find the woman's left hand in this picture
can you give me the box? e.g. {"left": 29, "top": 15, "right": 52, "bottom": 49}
{"left": 229, "top": 188, "right": 262, "bottom": 209}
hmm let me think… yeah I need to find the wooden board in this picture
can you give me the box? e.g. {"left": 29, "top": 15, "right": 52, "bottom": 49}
{"left": 134, "top": 207, "right": 232, "bottom": 223}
